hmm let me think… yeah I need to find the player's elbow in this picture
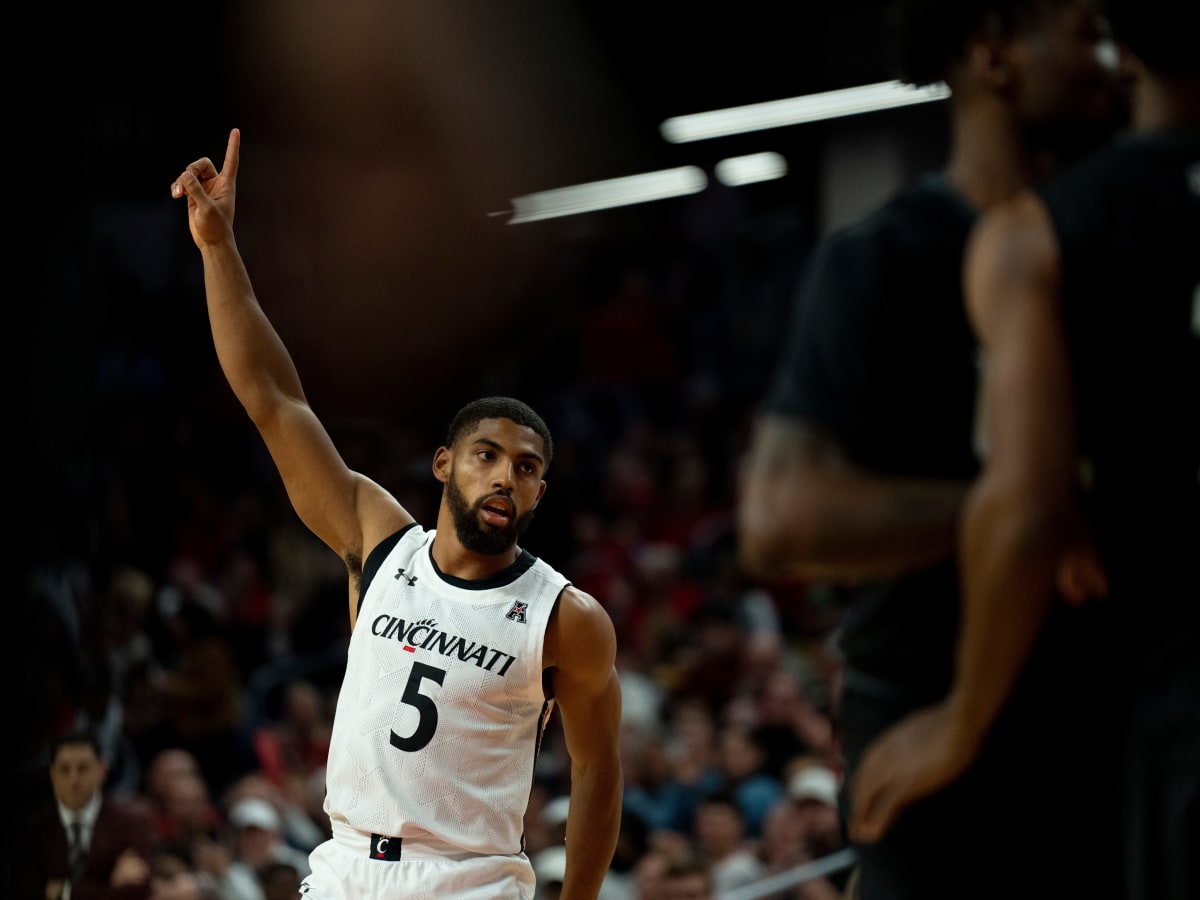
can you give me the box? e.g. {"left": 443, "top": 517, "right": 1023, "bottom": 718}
{"left": 963, "top": 476, "right": 1072, "bottom": 563}
{"left": 736, "top": 501, "right": 825, "bottom": 580}
{"left": 736, "top": 421, "right": 838, "bottom": 580}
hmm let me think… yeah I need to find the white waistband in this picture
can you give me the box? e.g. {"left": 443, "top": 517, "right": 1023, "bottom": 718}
{"left": 329, "top": 819, "right": 489, "bottom": 861}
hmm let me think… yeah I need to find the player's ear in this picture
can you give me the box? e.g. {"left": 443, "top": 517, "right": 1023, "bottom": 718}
{"left": 433, "top": 446, "right": 451, "bottom": 484}
{"left": 533, "top": 481, "right": 547, "bottom": 508}
{"left": 965, "top": 12, "right": 1016, "bottom": 90}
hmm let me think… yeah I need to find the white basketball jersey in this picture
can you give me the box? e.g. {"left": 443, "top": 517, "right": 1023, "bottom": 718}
{"left": 322, "top": 525, "right": 566, "bottom": 856}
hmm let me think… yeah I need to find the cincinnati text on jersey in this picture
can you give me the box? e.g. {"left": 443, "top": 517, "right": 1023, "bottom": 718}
{"left": 371, "top": 615, "right": 519, "bottom": 676}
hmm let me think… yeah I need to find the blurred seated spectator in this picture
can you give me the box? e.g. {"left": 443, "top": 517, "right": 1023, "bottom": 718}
{"left": 18, "top": 727, "right": 154, "bottom": 900}
{"left": 250, "top": 680, "right": 330, "bottom": 779}
{"left": 785, "top": 764, "right": 845, "bottom": 861}
{"left": 712, "top": 723, "right": 785, "bottom": 839}
{"left": 144, "top": 748, "right": 204, "bottom": 805}
{"left": 257, "top": 862, "right": 302, "bottom": 900}
{"left": 749, "top": 666, "right": 838, "bottom": 781}
{"left": 691, "top": 788, "right": 766, "bottom": 896}
{"left": 248, "top": 679, "right": 330, "bottom": 835}
{"left": 151, "top": 770, "right": 223, "bottom": 861}
{"left": 153, "top": 598, "right": 252, "bottom": 795}
{"left": 189, "top": 833, "right": 261, "bottom": 900}
{"left": 148, "top": 851, "right": 220, "bottom": 900}
{"left": 632, "top": 847, "right": 673, "bottom": 900}
{"left": 652, "top": 699, "right": 722, "bottom": 834}
{"left": 223, "top": 772, "right": 326, "bottom": 854}
{"left": 226, "top": 797, "right": 312, "bottom": 881}
{"left": 660, "top": 854, "right": 715, "bottom": 900}
{"left": 752, "top": 761, "right": 850, "bottom": 899}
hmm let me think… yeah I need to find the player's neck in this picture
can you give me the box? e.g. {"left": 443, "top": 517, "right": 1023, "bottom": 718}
{"left": 429, "top": 530, "right": 522, "bottom": 582}
{"left": 944, "top": 103, "right": 1040, "bottom": 211}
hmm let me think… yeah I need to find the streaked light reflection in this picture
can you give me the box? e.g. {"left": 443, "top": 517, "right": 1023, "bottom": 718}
{"left": 504, "top": 166, "right": 708, "bottom": 224}
{"left": 661, "top": 80, "right": 950, "bottom": 143}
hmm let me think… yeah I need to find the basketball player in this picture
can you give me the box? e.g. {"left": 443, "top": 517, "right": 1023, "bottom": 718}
{"left": 171, "top": 129, "right": 623, "bottom": 900}
{"left": 849, "top": 1, "right": 1199, "bottom": 895}
{"left": 736, "top": 0, "right": 1124, "bottom": 896}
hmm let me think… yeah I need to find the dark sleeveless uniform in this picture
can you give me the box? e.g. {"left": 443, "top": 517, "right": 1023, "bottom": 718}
{"left": 766, "top": 172, "right": 1129, "bottom": 899}
{"left": 767, "top": 174, "right": 979, "bottom": 699}
{"left": 1040, "top": 127, "right": 1200, "bottom": 900}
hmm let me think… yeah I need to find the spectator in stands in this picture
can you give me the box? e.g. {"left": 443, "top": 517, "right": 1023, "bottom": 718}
{"left": 659, "top": 854, "right": 715, "bottom": 900}
{"left": 19, "top": 727, "right": 154, "bottom": 900}
{"left": 691, "top": 788, "right": 766, "bottom": 896}
{"left": 711, "top": 724, "right": 785, "bottom": 839}
{"left": 226, "top": 796, "right": 312, "bottom": 885}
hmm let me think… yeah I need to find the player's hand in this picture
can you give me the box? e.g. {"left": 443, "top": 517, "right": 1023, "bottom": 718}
{"left": 848, "top": 703, "right": 979, "bottom": 844}
{"left": 170, "top": 127, "right": 241, "bottom": 250}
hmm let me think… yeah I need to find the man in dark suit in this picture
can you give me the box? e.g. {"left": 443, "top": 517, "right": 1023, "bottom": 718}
{"left": 20, "top": 728, "right": 154, "bottom": 900}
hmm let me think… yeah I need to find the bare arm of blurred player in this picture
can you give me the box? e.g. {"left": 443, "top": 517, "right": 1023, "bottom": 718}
{"left": 738, "top": 417, "right": 969, "bottom": 584}
{"left": 848, "top": 191, "right": 1085, "bottom": 841}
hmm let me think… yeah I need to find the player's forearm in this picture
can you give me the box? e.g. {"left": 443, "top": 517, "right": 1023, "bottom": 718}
{"left": 199, "top": 239, "right": 306, "bottom": 425}
{"left": 739, "top": 466, "right": 967, "bottom": 584}
{"left": 560, "top": 759, "right": 623, "bottom": 900}
{"left": 796, "top": 472, "right": 966, "bottom": 581}
{"left": 947, "top": 479, "right": 1064, "bottom": 743}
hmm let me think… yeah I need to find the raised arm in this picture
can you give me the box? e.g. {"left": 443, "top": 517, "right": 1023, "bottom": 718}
{"left": 545, "top": 586, "right": 623, "bottom": 900}
{"left": 737, "top": 416, "right": 969, "bottom": 584}
{"left": 848, "top": 192, "right": 1078, "bottom": 841}
{"left": 171, "top": 129, "right": 412, "bottom": 623}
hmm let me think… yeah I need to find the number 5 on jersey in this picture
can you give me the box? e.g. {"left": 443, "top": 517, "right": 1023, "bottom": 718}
{"left": 390, "top": 662, "right": 446, "bottom": 752}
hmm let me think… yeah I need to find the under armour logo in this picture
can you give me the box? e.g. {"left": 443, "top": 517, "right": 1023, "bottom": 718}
{"left": 506, "top": 601, "right": 528, "bottom": 623}
{"left": 395, "top": 567, "right": 417, "bottom": 586}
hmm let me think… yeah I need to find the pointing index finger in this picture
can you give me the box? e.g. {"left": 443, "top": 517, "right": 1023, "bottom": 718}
{"left": 222, "top": 127, "right": 241, "bottom": 181}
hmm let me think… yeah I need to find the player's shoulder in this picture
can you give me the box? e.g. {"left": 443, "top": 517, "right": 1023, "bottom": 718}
{"left": 550, "top": 585, "right": 616, "bottom": 650}
{"left": 819, "top": 174, "right": 972, "bottom": 264}
{"left": 1042, "top": 128, "right": 1200, "bottom": 218}
{"left": 547, "top": 588, "right": 619, "bottom": 672}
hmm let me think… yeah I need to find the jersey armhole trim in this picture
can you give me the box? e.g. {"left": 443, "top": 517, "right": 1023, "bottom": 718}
{"left": 358, "top": 523, "right": 420, "bottom": 614}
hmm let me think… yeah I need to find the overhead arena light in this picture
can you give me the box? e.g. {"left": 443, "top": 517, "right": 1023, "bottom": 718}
{"left": 501, "top": 166, "right": 708, "bottom": 224}
{"left": 715, "top": 152, "right": 788, "bottom": 187}
{"left": 497, "top": 80, "right": 948, "bottom": 223}
{"left": 660, "top": 80, "right": 950, "bottom": 143}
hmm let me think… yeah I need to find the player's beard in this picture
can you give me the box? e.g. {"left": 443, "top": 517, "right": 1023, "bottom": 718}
{"left": 446, "top": 470, "right": 537, "bottom": 556}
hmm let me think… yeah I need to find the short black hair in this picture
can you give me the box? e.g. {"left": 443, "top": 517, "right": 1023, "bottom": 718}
{"left": 888, "top": 0, "right": 1064, "bottom": 86}
{"left": 445, "top": 397, "right": 554, "bottom": 470}
{"left": 1103, "top": 0, "right": 1200, "bottom": 73}
{"left": 50, "top": 727, "right": 103, "bottom": 764}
